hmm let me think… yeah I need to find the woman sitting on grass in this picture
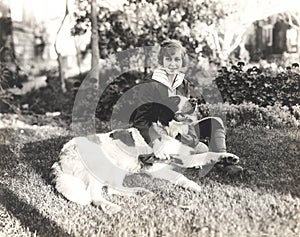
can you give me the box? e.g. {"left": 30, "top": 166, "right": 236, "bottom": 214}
{"left": 130, "top": 39, "right": 242, "bottom": 174}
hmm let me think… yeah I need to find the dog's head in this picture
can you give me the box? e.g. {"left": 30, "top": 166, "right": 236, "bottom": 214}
{"left": 170, "top": 95, "right": 199, "bottom": 123}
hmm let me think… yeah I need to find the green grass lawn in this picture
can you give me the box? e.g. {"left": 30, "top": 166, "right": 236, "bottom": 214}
{"left": 0, "top": 120, "right": 300, "bottom": 236}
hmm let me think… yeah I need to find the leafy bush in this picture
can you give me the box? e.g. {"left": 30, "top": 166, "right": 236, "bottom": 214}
{"left": 0, "top": 47, "right": 28, "bottom": 113}
{"left": 198, "top": 102, "right": 300, "bottom": 128}
{"left": 0, "top": 61, "right": 26, "bottom": 91}
{"left": 210, "top": 63, "right": 300, "bottom": 108}
{"left": 0, "top": 17, "right": 26, "bottom": 91}
{"left": 73, "top": 0, "right": 242, "bottom": 63}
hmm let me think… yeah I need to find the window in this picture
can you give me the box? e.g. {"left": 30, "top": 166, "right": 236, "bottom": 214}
{"left": 262, "top": 25, "right": 273, "bottom": 47}
{"left": 286, "top": 28, "right": 298, "bottom": 53}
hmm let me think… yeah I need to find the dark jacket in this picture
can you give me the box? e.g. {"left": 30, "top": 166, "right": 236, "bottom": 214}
{"left": 129, "top": 71, "right": 191, "bottom": 144}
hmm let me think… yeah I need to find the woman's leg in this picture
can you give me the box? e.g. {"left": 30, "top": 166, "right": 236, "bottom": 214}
{"left": 194, "top": 117, "right": 242, "bottom": 175}
{"left": 195, "top": 117, "right": 226, "bottom": 153}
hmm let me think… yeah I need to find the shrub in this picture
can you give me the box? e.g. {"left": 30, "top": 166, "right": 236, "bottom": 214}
{"left": 0, "top": 63, "right": 27, "bottom": 91}
{"left": 198, "top": 102, "right": 299, "bottom": 128}
{"left": 211, "top": 63, "right": 300, "bottom": 109}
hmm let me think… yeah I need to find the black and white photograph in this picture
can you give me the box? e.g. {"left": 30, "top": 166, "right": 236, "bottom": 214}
{"left": 0, "top": 0, "right": 300, "bottom": 236}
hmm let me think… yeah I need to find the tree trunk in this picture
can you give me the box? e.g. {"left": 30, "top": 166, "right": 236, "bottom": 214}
{"left": 54, "top": 1, "right": 68, "bottom": 93}
{"left": 91, "top": 0, "right": 100, "bottom": 68}
{"left": 57, "top": 53, "right": 66, "bottom": 92}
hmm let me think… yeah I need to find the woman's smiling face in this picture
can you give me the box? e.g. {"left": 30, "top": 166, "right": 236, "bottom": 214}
{"left": 162, "top": 49, "right": 183, "bottom": 75}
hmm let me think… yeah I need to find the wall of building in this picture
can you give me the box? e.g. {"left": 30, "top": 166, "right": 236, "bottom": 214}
{"left": 244, "top": 17, "right": 300, "bottom": 63}
{"left": 12, "top": 21, "right": 35, "bottom": 68}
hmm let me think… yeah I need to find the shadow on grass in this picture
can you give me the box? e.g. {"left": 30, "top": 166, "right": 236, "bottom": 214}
{"left": 20, "top": 136, "right": 72, "bottom": 184}
{"left": 0, "top": 144, "right": 20, "bottom": 175}
{"left": 0, "top": 184, "right": 74, "bottom": 237}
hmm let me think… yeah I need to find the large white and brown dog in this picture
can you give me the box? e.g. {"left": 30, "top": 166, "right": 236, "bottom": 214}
{"left": 51, "top": 124, "right": 239, "bottom": 214}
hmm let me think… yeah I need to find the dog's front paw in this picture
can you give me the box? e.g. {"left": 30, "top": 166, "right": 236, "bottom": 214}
{"left": 219, "top": 153, "right": 239, "bottom": 165}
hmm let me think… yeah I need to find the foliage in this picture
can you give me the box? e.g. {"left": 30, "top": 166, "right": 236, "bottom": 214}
{"left": 0, "top": 61, "right": 26, "bottom": 92}
{"left": 0, "top": 48, "right": 27, "bottom": 113}
{"left": 198, "top": 102, "right": 300, "bottom": 128}
{"left": 1, "top": 70, "right": 72, "bottom": 123}
{"left": 73, "top": 0, "right": 300, "bottom": 65}
{"left": 0, "top": 17, "right": 27, "bottom": 92}
{"left": 72, "top": 0, "right": 245, "bottom": 63}
{"left": 208, "top": 62, "right": 300, "bottom": 108}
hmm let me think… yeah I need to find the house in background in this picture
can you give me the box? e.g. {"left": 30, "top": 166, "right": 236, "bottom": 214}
{"left": 0, "top": 0, "right": 91, "bottom": 77}
{"left": 245, "top": 13, "right": 300, "bottom": 64}
{"left": 0, "top": 0, "right": 58, "bottom": 71}
{"left": 0, "top": 0, "right": 125, "bottom": 77}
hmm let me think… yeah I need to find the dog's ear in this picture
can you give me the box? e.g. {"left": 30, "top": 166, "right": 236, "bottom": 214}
{"left": 109, "top": 129, "right": 135, "bottom": 147}
{"left": 171, "top": 95, "right": 196, "bottom": 115}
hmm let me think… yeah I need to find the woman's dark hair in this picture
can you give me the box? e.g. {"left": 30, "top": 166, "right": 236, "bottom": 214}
{"left": 158, "top": 39, "right": 188, "bottom": 67}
